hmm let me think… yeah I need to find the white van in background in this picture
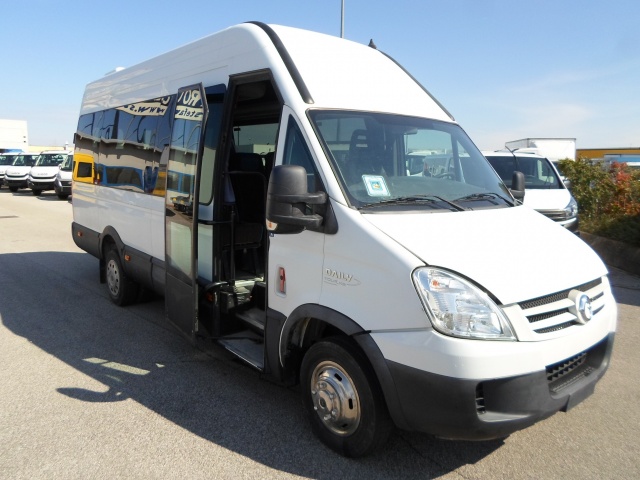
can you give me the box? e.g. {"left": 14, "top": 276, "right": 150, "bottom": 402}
{"left": 71, "top": 22, "right": 615, "bottom": 456}
{"left": 54, "top": 153, "right": 74, "bottom": 199}
{"left": 4, "top": 152, "right": 40, "bottom": 192}
{"left": 0, "top": 152, "right": 21, "bottom": 188}
{"left": 28, "top": 150, "right": 71, "bottom": 196}
{"left": 483, "top": 150, "right": 579, "bottom": 232}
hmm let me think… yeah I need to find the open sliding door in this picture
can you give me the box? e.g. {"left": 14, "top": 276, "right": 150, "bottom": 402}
{"left": 165, "top": 84, "right": 209, "bottom": 338}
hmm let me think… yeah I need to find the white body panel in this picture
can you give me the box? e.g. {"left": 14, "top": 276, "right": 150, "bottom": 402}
{"left": 73, "top": 181, "right": 164, "bottom": 259}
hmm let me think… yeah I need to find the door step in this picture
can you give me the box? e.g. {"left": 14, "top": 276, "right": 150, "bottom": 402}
{"left": 236, "top": 308, "right": 265, "bottom": 333}
{"left": 218, "top": 330, "right": 264, "bottom": 370}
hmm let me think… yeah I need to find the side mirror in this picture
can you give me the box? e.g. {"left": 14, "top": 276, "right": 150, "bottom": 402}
{"left": 510, "top": 171, "right": 525, "bottom": 201}
{"left": 266, "top": 165, "right": 326, "bottom": 234}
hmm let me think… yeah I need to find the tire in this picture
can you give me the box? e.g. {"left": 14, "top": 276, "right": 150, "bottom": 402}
{"left": 104, "top": 247, "right": 139, "bottom": 306}
{"left": 32, "top": 189, "right": 42, "bottom": 196}
{"left": 300, "top": 336, "right": 393, "bottom": 457}
{"left": 57, "top": 193, "right": 69, "bottom": 200}
{"left": 9, "top": 187, "right": 17, "bottom": 192}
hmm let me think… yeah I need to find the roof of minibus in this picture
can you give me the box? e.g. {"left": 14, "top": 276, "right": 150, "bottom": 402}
{"left": 80, "top": 23, "right": 453, "bottom": 123}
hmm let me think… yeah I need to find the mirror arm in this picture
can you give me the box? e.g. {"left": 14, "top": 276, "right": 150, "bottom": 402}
{"left": 271, "top": 191, "right": 327, "bottom": 205}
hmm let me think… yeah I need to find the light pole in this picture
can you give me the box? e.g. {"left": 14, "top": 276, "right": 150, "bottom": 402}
{"left": 341, "top": 0, "right": 345, "bottom": 38}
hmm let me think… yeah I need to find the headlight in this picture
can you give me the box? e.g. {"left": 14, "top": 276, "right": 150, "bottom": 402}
{"left": 412, "top": 268, "right": 516, "bottom": 341}
{"left": 564, "top": 197, "right": 578, "bottom": 218}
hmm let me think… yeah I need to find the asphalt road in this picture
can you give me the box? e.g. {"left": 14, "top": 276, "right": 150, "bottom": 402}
{"left": 1, "top": 188, "right": 639, "bottom": 480}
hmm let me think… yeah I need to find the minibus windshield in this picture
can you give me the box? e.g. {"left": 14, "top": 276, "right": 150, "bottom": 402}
{"left": 309, "top": 110, "right": 514, "bottom": 210}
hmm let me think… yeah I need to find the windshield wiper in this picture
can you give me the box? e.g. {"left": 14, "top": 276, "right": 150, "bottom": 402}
{"left": 359, "top": 195, "right": 465, "bottom": 211}
{"left": 454, "top": 192, "right": 513, "bottom": 205}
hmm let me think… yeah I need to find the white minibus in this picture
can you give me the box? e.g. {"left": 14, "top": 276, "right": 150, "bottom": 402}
{"left": 72, "top": 22, "right": 616, "bottom": 457}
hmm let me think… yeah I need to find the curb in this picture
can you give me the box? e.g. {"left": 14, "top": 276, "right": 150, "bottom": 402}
{"left": 581, "top": 232, "right": 640, "bottom": 277}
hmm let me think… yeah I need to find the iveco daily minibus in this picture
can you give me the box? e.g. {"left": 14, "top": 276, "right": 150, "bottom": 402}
{"left": 71, "top": 22, "right": 616, "bottom": 457}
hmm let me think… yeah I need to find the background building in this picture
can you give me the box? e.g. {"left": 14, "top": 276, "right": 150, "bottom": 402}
{"left": 0, "top": 119, "right": 28, "bottom": 152}
{"left": 577, "top": 148, "right": 640, "bottom": 168}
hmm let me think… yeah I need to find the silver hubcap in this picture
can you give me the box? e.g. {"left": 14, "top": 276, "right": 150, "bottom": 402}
{"left": 106, "top": 258, "right": 120, "bottom": 297}
{"left": 310, "top": 360, "right": 360, "bottom": 436}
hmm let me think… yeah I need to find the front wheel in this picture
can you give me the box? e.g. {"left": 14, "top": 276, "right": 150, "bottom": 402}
{"left": 32, "top": 189, "right": 42, "bottom": 196}
{"left": 104, "top": 247, "right": 139, "bottom": 306}
{"left": 300, "top": 337, "right": 393, "bottom": 457}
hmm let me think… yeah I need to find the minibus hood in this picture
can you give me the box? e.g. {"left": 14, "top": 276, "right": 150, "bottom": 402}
{"left": 364, "top": 206, "right": 606, "bottom": 305}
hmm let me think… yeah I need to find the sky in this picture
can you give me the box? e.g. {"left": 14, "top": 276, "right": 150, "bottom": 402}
{"left": 1, "top": 0, "right": 639, "bottom": 150}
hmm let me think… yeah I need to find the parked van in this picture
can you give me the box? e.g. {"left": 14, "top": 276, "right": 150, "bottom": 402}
{"left": 72, "top": 23, "right": 616, "bottom": 457}
{"left": 483, "top": 150, "right": 579, "bottom": 232}
{"left": 54, "top": 153, "right": 74, "bottom": 199}
{"left": 0, "top": 152, "right": 21, "bottom": 188}
{"left": 4, "top": 152, "right": 40, "bottom": 192}
{"left": 28, "top": 150, "right": 71, "bottom": 195}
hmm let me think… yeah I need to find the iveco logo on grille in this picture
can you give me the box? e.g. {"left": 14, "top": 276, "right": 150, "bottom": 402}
{"left": 569, "top": 290, "right": 593, "bottom": 324}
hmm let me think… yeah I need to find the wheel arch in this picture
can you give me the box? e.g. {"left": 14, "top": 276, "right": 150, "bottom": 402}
{"left": 98, "top": 226, "right": 125, "bottom": 283}
{"left": 278, "top": 304, "right": 410, "bottom": 430}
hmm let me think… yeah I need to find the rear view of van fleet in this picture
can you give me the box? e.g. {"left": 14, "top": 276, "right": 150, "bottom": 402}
{"left": 71, "top": 23, "right": 616, "bottom": 456}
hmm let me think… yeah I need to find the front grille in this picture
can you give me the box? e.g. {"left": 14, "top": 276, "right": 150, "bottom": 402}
{"left": 518, "top": 278, "right": 606, "bottom": 335}
{"left": 537, "top": 209, "right": 569, "bottom": 222}
{"left": 520, "top": 279, "right": 601, "bottom": 310}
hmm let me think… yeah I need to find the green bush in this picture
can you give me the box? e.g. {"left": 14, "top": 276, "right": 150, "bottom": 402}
{"left": 558, "top": 158, "right": 640, "bottom": 246}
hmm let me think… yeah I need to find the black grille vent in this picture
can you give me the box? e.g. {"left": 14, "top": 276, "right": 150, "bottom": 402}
{"left": 546, "top": 350, "right": 593, "bottom": 393}
{"left": 535, "top": 321, "right": 576, "bottom": 334}
{"left": 528, "top": 307, "right": 569, "bottom": 324}
{"left": 520, "top": 278, "right": 601, "bottom": 310}
{"left": 475, "top": 383, "right": 486, "bottom": 414}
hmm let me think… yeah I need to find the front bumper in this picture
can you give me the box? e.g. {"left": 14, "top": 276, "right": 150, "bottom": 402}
{"left": 5, "top": 177, "right": 28, "bottom": 188}
{"left": 54, "top": 179, "right": 72, "bottom": 195}
{"left": 384, "top": 333, "right": 613, "bottom": 440}
{"left": 28, "top": 178, "right": 56, "bottom": 191}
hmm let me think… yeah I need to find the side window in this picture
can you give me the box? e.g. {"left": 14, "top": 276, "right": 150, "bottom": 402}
{"left": 73, "top": 153, "right": 95, "bottom": 183}
{"left": 283, "top": 116, "right": 319, "bottom": 191}
{"left": 198, "top": 94, "right": 225, "bottom": 207}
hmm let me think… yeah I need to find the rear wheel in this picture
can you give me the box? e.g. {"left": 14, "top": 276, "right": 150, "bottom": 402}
{"left": 300, "top": 336, "right": 393, "bottom": 457}
{"left": 9, "top": 187, "right": 17, "bottom": 192}
{"left": 32, "top": 189, "right": 42, "bottom": 196}
{"left": 104, "top": 247, "right": 139, "bottom": 306}
{"left": 57, "top": 193, "right": 69, "bottom": 200}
